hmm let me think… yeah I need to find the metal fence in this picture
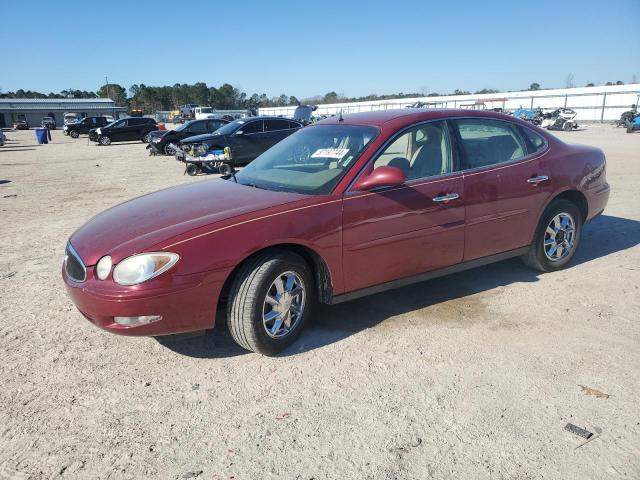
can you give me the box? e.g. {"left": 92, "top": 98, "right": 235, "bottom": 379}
{"left": 259, "top": 85, "right": 640, "bottom": 122}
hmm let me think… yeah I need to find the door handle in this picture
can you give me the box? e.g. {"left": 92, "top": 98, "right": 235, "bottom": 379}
{"left": 432, "top": 193, "right": 460, "bottom": 203}
{"left": 527, "top": 175, "right": 549, "bottom": 184}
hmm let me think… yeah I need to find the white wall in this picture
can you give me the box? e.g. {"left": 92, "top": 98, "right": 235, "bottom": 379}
{"left": 259, "top": 84, "right": 640, "bottom": 122}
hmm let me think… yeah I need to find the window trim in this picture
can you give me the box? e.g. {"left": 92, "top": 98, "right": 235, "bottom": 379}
{"left": 346, "top": 119, "right": 459, "bottom": 195}
{"left": 452, "top": 117, "right": 549, "bottom": 174}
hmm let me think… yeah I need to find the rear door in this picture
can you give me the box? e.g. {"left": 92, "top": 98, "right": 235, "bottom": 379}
{"left": 453, "top": 118, "right": 552, "bottom": 260}
{"left": 342, "top": 120, "right": 465, "bottom": 292}
{"left": 263, "top": 119, "right": 297, "bottom": 148}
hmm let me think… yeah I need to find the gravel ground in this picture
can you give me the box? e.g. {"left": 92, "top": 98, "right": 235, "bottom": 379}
{"left": 0, "top": 124, "right": 639, "bottom": 479}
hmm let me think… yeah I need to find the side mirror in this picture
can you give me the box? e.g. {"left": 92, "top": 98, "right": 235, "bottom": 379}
{"left": 352, "top": 166, "right": 406, "bottom": 191}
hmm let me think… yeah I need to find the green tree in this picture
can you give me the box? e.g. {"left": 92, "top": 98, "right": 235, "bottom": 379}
{"left": 528, "top": 83, "right": 540, "bottom": 91}
{"left": 97, "top": 83, "right": 127, "bottom": 106}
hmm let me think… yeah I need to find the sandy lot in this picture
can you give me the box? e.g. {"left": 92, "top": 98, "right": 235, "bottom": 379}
{"left": 0, "top": 124, "right": 639, "bottom": 479}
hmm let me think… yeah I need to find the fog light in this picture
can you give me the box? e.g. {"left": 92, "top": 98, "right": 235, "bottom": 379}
{"left": 113, "top": 315, "right": 162, "bottom": 326}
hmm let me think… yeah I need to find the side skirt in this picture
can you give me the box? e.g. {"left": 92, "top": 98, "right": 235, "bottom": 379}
{"left": 330, "top": 246, "right": 530, "bottom": 305}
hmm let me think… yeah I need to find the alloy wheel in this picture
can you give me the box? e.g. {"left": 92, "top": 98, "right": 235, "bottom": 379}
{"left": 262, "top": 271, "right": 306, "bottom": 338}
{"left": 543, "top": 212, "right": 576, "bottom": 261}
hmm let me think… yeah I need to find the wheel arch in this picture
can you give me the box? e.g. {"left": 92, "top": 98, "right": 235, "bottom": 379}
{"left": 216, "top": 243, "right": 334, "bottom": 313}
{"left": 548, "top": 189, "right": 588, "bottom": 222}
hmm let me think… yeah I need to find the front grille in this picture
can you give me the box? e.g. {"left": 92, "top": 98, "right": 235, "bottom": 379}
{"left": 65, "top": 243, "right": 86, "bottom": 282}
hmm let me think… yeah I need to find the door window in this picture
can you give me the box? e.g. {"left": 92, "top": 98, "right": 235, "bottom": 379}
{"left": 454, "top": 119, "right": 527, "bottom": 169}
{"left": 241, "top": 120, "right": 263, "bottom": 134}
{"left": 114, "top": 119, "right": 127, "bottom": 128}
{"left": 207, "top": 120, "right": 225, "bottom": 132}
{"left": 373, "top": 121, "right": 452, "bottom": 181}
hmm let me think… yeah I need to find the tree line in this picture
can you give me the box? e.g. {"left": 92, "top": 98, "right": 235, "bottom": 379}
{"left": 0, "top": 78, "right": 634, "bottom": 113}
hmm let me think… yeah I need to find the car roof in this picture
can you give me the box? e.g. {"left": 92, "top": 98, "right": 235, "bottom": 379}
{"left": 317, "top": 108, "right": 524, "bottom": 128}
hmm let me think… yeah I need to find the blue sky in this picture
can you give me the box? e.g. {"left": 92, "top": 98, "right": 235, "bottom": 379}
{"left": 1, "top": 0, "right": 638, "bottom": 98}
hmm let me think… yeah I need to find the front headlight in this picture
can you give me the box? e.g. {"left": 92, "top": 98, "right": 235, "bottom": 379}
{"left": 112, "top": 252, "right": 179, "bottom": 286}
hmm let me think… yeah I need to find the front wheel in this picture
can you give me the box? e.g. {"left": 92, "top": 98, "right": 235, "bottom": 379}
{"left": 521, "top": 199, "right": 582, "bottom": 272}
{"left": 164, "top": 144, "right": 176, "bottom": 155}
{"left": 227, "top": 251, "right": 313, "bottom": 355}
{"left": 98, "top": 135, "right": 111, "bottom": 146}
{"left": 142, "top": 132, "right": 152, "bottom": 143}
{"left": 70, "top": 130, "right": 80, "bottom": 138}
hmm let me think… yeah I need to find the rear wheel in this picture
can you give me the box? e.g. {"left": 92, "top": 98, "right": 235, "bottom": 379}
{"left": 185, "top": 163, "right": 200, "bottom": 176}
{"left": 563, "top": 122, "right": 573, "bottom": 131}
{"left": 521, "top": 199, "right": 582, "bottom": 272}
{"left": 70, "top": 130, "right": 79, "bottom": 138}
{"left": 98, "top": 135, "right": 111, "bottom": 146}
{"left": 142, "top": 132, "right": 152, "bottom": 143}
{"left": 164, "top": 144, "right": 176, "bottom": 155}
{"left": 227, "top": 251, "right": 313, "bottom": 355}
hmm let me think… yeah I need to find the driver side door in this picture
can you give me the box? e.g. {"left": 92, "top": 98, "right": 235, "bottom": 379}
{"left": 341, "top": 120, "right": 465, "bottom": 292}
{"left": 230, "top": 120, "right": 264, "bottom": 163}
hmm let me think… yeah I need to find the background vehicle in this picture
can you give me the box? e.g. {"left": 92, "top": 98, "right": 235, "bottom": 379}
{"left": 540, "top": 108, "right": 578, "bottom": 130}
{"left": 615, "top": 105, "right": 637, "bottom": 127}
{"left": 512, "top": 107, "right": 544, "bottom": 125}
{"left": 62, "top": 110, "right": 609, "bottom": 355}
{"left": 64, "top": 116, "right": 110, "bottom": 138}
{"left": 625, "top": 114, "right": 640, "bottom": 133}
{"left": 0, "top": 130, "right": 5, "bottom": 146}
{"left": 147, "top": 118, "right": 229, "bottom": 155}
{"left": 91, "top": 117, "right": 158, "bottom": 145}
{"left": 63, "top": 113, "right": 81, "bottom": 125}
{"left": 129, "top": 109, "right": 144, "bottom": 117}
{"left": 178, "top": 116, "right": 303, "bottom": 166}
{"left": 41, "top": 117, "right": 56, "bottom": 129}
{"left": 13, "top": 120, "right": 29, "bottom": 130}
{"left": 292, "top": 105, "right": 317, "bottom": 124}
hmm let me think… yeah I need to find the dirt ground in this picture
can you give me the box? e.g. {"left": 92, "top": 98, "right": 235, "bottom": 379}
{"left": 0, "top": 124, "right": 638, "bottom": 480}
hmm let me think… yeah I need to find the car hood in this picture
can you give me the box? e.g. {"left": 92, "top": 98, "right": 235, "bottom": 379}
{"left": 180, "top": 132, "right": 226, "bottom": 145}
{"left": 69, "top": 179, "right": 305, "bottom": 265}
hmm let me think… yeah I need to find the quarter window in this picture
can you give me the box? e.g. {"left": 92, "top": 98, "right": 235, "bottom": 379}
{"left": 454, "top": 119, "right": 526, "bottom": 169}
{"left": 518, "top": 126, "right": 546, "bottom": 154}
{"left": 373, "top": 120, "right": 452, "bottom": 181}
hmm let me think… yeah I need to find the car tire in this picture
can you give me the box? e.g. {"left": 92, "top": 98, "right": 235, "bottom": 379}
{"left": 99, "top": 135, "right": 111, "bottom": 146}
{"left": 185, "top": 164, "right": 200, "bottom": 176}
{"left": 164, "top": 144, "right": 176, "bottom": 155}
{"left": 563, "top": 122, "right": 573, "bottom": 131}
{"left": 227, "top": 250, "right": 314, "bottom": 355}
{"left": 142, "top": 132, "right": 152, "bottom": 143}
{"left": 70, "top": 130, "right": 80, "bottom": 138}
{"left": 521, "top": 199, "right": 582, "bottom": 272}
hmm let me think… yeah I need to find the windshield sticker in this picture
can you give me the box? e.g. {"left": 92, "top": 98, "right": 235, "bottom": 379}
{"left": 311, "top": 148, "right": 350, "bottom": 159}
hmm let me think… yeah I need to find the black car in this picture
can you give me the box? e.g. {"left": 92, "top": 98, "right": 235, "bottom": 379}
{"left": 41, "top": 117, "right": 56, "bottom": 129}
{"left": 90, "top": 117, "right": 158, "bottom": 145}
{"left": 147, "top": 118, "right": 229, "bottom": 155}
{"left": 64, "top": 116, "right": 110, "bottom": 138}
{"left": 178, "top": 117, "right": 303, "bottom": 166}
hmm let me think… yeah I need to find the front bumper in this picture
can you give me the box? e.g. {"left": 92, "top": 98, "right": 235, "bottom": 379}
{"left": 146, "top": 141, "right": 164, "bottom": 155}
{"left": 62, "top": 265, "right": 225, "bottom": 336}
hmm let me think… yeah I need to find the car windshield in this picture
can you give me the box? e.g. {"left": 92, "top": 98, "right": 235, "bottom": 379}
{"left": 234, "top": 124, "right": 378, "bottom": 195}
{"left": 213, "top": 119, "right": 245, "bottom": 136}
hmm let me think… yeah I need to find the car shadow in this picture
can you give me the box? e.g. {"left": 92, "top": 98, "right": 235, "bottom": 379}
{"left": 157, "top": 214, "right": 640, "bottom": 358}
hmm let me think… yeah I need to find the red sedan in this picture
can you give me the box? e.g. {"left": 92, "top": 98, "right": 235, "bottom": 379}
{"left": 63, "top": 110, "right": 609, "bottom": 354}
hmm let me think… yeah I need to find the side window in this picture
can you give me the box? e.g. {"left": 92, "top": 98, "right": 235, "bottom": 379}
{"left": 287, "top": 121, "right": 302, "bottom": 129}
{"left": 454, "top": 119, "right": 526, "bottom": 170}
{"left": 242, "top": 120, "right": 263, "bottom": 134}
{"left": 264, "top": 119, "right": 290, "bottom": 131}
{"left": 114, "top": 119, "right": 127, "bottom": 128}
{"left": 373, "top": 120, "right": 452, "bottom": 181}
{"left": 518, "top": 125, "right": 546, "bottom": 154}
{"left": 189, "top": 122, "right": 208, "bottom": 135}
{"left": 207, "top": 120, "right": 224, "bottom": 132}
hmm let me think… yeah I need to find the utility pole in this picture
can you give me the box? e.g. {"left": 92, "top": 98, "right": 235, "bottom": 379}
{"left": 105, "top": 75, "right": 115, "bottom": 117}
